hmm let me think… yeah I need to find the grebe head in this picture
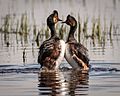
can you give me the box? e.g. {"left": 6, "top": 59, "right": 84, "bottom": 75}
{"left": 62, "top": 15, "right": 77, "bottom": 27}
{"left": 52, "top": 10, "right": 62, "bottom": 23}
{"left": 47, "top": 10, "right": 62, "bottom": 26}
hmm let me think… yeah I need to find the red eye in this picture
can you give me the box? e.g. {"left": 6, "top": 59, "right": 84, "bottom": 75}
{"left": 53, "top": 17, "right": 57, "bottom": 23}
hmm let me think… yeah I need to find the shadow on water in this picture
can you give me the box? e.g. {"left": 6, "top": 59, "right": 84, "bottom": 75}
{"left": 38, "top": 70, "right": 89, "bottom": 96}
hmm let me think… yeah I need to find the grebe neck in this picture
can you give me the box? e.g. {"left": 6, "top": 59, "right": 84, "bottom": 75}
{"left": 67, "top": 26, "right": 77, "bottom": 42}
{"left": 49, "top": 25, "right": 57, "bottom": 38}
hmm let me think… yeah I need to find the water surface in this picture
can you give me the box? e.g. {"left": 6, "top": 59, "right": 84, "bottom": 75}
{"left": 0, "top": 0, "right": 120, "bottom": 96}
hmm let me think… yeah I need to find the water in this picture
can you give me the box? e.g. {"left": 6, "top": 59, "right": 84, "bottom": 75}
{"left": 0, "top": 0, "right": 120, "bottom": 96}
{"left": 0, "top": 63, "right": 120, "bottom": 96}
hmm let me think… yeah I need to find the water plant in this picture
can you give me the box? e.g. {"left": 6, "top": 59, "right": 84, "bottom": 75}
{"left": 35, "top": 31, "right": 40, "bottom": 47}
{"left": 109, "top": 20, "right": 113, "bottom": 46}
{"left": 59, "top": 24, "right": 64, "bottom": 39}
{"left": 83, "top": 17, "right": 88, "bottom": 39}
{"left": 33, "top": 24, "right": 37, "bottom": 39}
{"left": 78, "top": 13, "right": 82, "bottom": 43}
{"left": 3, "top": 14, "right": 11, "bottom": 47}
{"left": 45, "top": 26, "right": 49, "bottom": 39}
{"left": 23, "top": 47, "right": 26, "bottom": 64}
{"left": 102, "top": 16, "right": 107, "bottom": 48}
{"left": 19, "top": 13, "right": 30, "bottom": 46}
{"left": 15, "top": 19, "right": 19, "bottom": 45}
{"left": 91, "top": 17, "right": 96, "bottom": 46}
{"left": 0, "top": 12, "right": 117, "bottom": 57}
{"left": 23, "top": 13, "right": 29, "bottom": 44}
{"left": 3, "top": 14, "right": 10, "bottom": 32}
{"left": 96, "top": 16, "right": 101, "bottom": 45}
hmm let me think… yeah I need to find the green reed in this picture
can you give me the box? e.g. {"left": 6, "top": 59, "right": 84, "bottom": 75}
{"left": 19, "top": 14, "right": 24, "bottom": 35}
{"left": 3, "top": 14, "right": 10, "bottom": 32}
{"left": 19, "top": 13, "right": 30, "bottom": 45}
{"left": 35, "top": 31, "right": 40, "bottom": 47}
{"left": 59, "top": 24, "right": 64, "bottom": 39}
{"left": 0, "top": 13, "right": 116, "bottom": 49}
{"left": 45, "top": 27, "right": 49, "bottom": 39}
{"left": 102, "top": 17, "right": 107, "bottom": 47}
{"left": 96, "top": 16, "right": 101, "bottom": 45}
{"left": 33, "top": 24, "right": 37, "bottom": 38}
{"left": 3, "top": 14, "right": 11, "bottom": 47}
{"left": 24, "top": 13, "right": 29, "bottom": 44}
{"left": 109, "top": 20, "right": 113, "bottom": 46}
{"left": 15, "top": 19, "right": 19, "bottom": 45}
{"left": 19, "top": 13, "right": 24, "bottom": 46}
{"left": 91, "top": 17, "right": 96, "bottom": 46}
{"left": 23, "top": 47, "right": 26, "bottom": 64}
{"left": 83, "top": 17, "right": 88, "bottom": 38}
{"left": 78, "top": 13, "right": 82, "bottom": 43}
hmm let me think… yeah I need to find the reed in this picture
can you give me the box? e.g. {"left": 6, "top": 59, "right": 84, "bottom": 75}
{"left": 91, "top": 17, "right": 96, "bottom": 46}
{"left": 15, "top": 19, "right": 19, "bottom": 45}
{"left": 96, "top": 16, "right": 101, "bottom": 45}
{"left": 83, "top": 17, "right": 88, "bottom": 38}
{"left": 78, "top": 13, "right": 82, "bottom": 43}
{"left": 109, "top": 20, "right": 113, "bottom": 46}
{"left": 45, "top": 27, "right": 49, "bottom": 39}
{"left": 3, "top": 14, "right": 10, "bottom": 32}
{"left": 59, "top": 24, "right": 64, "bottom": 39}
{"left": 102, "top": 16, "right": 106, "bottom": 47}
{"left": 24, "top": 13, "right": 29, "bottom": 44}
{"left": 23, "top": 47, "right": 26, "bottom": 64}
{"left": 0, "top": 13, "right": 116, "bottom": 51}
{"left": 35, "top": 30, "right": 40, "bottom": 47}
{"left": 3, "top": 14, "right": 11, "bottom": 46}
{"left": 33, "top": 24, "right": 37, "bottom": 39}
{"left": 19, "top": 14, "right": 24, "bottom": 46}
{"left": 19, "top": 13, "right": 30, "bottom": 46}
{"left": 19, "top": 14, "right": 24, "bottom": 35}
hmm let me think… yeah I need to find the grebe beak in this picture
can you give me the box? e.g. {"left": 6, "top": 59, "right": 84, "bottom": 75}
{"left": 58, "top": 18, "right": 62, "bottom": 21}
{"left": 62, "top": 21, "right": 66, "bottom": 23}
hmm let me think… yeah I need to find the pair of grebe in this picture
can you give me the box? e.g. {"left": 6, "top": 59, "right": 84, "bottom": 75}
{"left": 38, "top": 10, "right": 89, "bottom": 71}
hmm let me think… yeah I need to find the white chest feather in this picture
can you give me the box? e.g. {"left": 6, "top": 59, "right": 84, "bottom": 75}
{"left": 65, "top": 44, "right": 79, "bottom": 69}
{"left": 55, "top": 40, "right": 66, "bottom": 69}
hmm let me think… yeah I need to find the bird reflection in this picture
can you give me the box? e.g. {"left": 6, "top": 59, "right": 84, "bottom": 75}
{"left": 38, "top": 70, "right": 67, "bottom": 96}
{"left": 38, "top": 69, "right": 89, "bottom": 96}
{"left": 68, "top": 70, "right": 89, "bottom": 96}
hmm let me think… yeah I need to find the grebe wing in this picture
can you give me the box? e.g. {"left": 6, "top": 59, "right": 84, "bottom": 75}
{"left": 38, "top": 38, "right": 61, "bottom": 64}
{"left": 70, "top": 42, "right": 89, "bottom": 64}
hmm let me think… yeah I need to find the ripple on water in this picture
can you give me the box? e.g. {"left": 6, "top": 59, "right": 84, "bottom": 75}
{"left": 0, "top": 62, "right": 120, "bottom": 96}
{"left": 38, "top": 69, "right": 89, "bottom": 96}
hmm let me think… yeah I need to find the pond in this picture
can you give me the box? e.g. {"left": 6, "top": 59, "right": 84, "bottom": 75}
{"left": 0, "top": 0, "right": 120, "bottom": 96}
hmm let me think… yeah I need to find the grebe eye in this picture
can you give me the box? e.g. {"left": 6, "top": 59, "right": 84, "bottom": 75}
{"left": 53, "top": 17, "right": 58, "bottom": 23}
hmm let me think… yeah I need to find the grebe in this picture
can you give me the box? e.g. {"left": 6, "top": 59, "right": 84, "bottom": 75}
{"left": 38, "top": 10, "right": 65, "bottom": 71}
{"left": 63, "top": 15, "right": 89, "bottom": 70}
